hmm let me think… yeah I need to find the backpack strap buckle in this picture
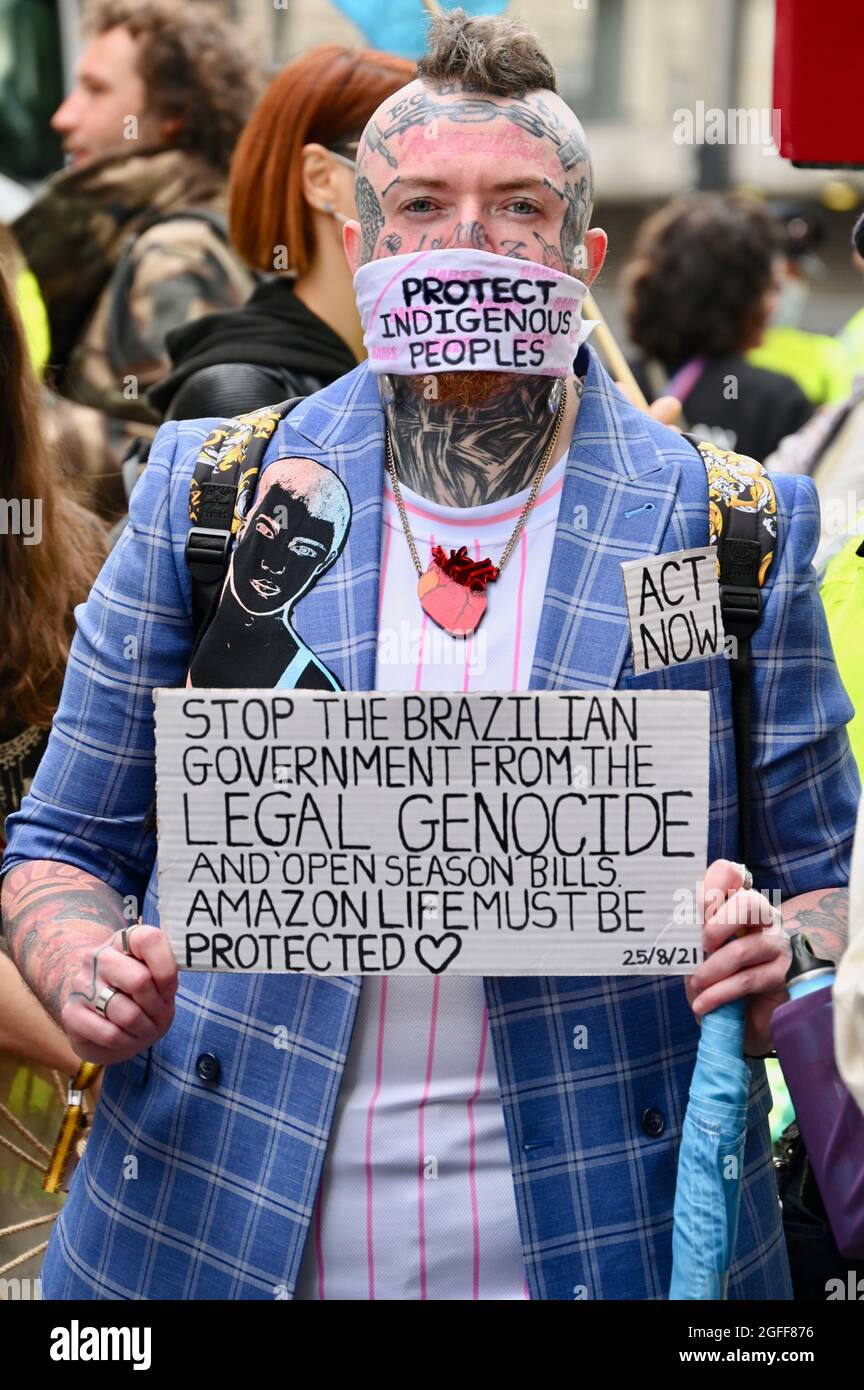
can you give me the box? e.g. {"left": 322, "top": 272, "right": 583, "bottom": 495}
{"left": 184, "top": 525, "right": 233, "bottom": 582}
{"left": 719, "top": 583, "right": 761, "bottom": 635}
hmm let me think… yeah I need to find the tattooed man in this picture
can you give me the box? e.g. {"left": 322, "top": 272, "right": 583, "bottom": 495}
{"left": 1, "top": 10, "right": 858, "bottom": 1301}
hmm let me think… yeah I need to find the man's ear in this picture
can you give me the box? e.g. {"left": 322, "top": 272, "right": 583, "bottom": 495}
{"left": 575, "top": 227, "right": 607, "bottom": 286}
{"left": 343, "top": 219, "right": 363, "bottom": 275}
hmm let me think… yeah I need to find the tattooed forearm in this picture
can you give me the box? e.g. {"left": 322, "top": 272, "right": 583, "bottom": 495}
{"left": 781, "top": 887, "right": 849, "bottom": 966}
{"left": 1, "top": 861, "right": 126, "bottom": 1025}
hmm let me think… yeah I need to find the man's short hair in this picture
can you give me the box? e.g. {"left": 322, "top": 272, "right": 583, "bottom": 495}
{"left": 416, "top": 7, "right": 557, "bottom": 97}
{"left": 84, "top": 0, "right": 260, "bottom": 173}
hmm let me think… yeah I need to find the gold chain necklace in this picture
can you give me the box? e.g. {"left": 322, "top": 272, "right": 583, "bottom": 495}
{"left": 383, "top": 381, "right": 567, "bottom": 638}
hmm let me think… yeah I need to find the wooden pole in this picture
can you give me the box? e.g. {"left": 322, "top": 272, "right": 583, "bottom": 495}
{"left": 583, "top": 290, "right": 649, "bottom": 409}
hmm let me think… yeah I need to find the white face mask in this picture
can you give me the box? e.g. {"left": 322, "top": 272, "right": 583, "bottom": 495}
{"left": 353, "top": 246, "right": 595, "bottom": 377}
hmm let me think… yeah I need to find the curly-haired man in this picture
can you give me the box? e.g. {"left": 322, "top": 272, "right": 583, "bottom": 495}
{"left": 11, "top": 0, "right": 260, "bottom": 520}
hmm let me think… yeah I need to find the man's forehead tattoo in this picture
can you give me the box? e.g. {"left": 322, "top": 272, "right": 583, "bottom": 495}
{"left": 361, "top": 117, "right": 398, "bottom": 170}
{"left": 355, "top": 83, "right": 593, "bottom": 268}
{"left": 360, "top": 87, "right": 590, "bottom": 177}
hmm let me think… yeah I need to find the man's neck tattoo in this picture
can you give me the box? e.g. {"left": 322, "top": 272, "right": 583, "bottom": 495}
{"left": 385, "top": 375, "right": 582, "bottom": 508}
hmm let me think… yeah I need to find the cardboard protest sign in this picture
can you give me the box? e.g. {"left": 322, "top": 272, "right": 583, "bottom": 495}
{"left": 154, "top": 689, "right": 709, "bottom": 977}
{"left": 621, "top": 547, "right": 725, "bottom": 675}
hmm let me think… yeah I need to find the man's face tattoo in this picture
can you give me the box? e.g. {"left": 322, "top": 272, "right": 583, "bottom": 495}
{"left": 353, "top": 79, "right": 593, "bottom": 274}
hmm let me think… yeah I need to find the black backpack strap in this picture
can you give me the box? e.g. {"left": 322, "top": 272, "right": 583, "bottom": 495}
{"left": 718, "top": 507, "right": 763, "bottom": 868}
{"left": 687, "top": 438, "right": 778, "bottom": 867}
{"left": 185, "top": 396, "right": 306, "bottom": 647}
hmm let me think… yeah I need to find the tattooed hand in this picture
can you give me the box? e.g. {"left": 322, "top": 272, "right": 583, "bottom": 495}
{"left": 64, "top": 924, "right": 177, "bottom": 1065}
{"left": 1, "top": 860, "right": 177, "bottom": 1064}
{"left": 686, "top": 866, "right": 850, "bottom": 1057}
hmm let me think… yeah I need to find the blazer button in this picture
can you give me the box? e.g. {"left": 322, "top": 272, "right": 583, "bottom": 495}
{"left": 641, "top": 1107, "right": 665, "bottom": 1137}
{"left": 195, "top": 1051, "right": 221, "bottom": 1083}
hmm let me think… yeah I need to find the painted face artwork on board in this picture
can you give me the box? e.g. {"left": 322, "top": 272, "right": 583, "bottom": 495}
{"left": 230, "top": 487, "right": 336, "bottom": 617}
{"left": 189, "top": 457, "right": 352, "bottom": 692}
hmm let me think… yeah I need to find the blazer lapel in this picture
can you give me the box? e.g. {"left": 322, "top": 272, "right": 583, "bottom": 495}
{"left": 530, "top": 351, "right": 683, "bottom": 693}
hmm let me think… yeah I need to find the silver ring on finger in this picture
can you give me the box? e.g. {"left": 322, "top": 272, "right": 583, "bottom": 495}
{"left": 92, "top": 985, "right": 117, "bottom": 1018}
{"left": 119, "top": 923, "right": 142, "bottom": 955}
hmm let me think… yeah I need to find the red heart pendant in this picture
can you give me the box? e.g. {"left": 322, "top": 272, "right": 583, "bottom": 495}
{"left": 418, "top": 559, "right": 488, "bottom": 637}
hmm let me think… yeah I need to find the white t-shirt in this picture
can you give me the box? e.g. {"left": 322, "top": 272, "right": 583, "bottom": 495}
{"left": 294, "top": 457, "right": 566, "bottom": 1300}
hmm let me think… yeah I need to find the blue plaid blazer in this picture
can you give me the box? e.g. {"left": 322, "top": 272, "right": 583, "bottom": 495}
{"left": 3, "top": 351, "right": 859, "bottom": 1300}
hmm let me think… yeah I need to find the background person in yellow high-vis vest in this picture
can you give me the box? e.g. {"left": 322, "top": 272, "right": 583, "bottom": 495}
{"left": 821, "top": 529, "right": 864, "bottom": 776}
{"left": 14, "top": 267, "right": 50, "bottom": 378}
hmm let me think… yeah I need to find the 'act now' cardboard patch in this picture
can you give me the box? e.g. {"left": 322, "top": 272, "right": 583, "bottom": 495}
{"left": 621, "top": 547, "right": 726, "bottom": 675}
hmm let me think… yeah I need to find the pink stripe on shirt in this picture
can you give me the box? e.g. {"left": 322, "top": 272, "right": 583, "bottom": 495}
{"left": 365, "top": 978, "right": 389, "bottom": 1300}
{"left": 417, "top": 976, "right": 441, "bottom": 1299}
{"left": 377, "top": 519, "right": 392, "bottom": 629}
{"left": 414, "top": 533, "right": 434, "bottom": 691}
{"left": 511, "top": 530, "right": 529, "bottom": 689}
{"left": 467, "top": 1005, "right": 490, "bottom": 1298}
{"left": 463, "top": 538, "right": 481, "bottom": 693}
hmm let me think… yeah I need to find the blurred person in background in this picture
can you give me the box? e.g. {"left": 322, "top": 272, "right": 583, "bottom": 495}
{"left": 838, "top": 214, "right": 864, "bottom": 375}
{"left": 0, "top": 229, "right": 51, "bottom": 380}
{"left": 149, "top": 45, "right": 414, "bottom": 422}
{"left": 747, "top": 202, "right": 853, "bottom": 407}
{"left": 624, "top": 192, "right": 813, "bottom": 461}
{"left": 766, "top": 212, "right": 864, "bottom": 777}
{"left": 8, "top": 0, "right": 259, "bottom": 522}
{"left": 0, "top": 258, "right": 105, "bottom": 1075}
{"left": 767, "top": 211, "right": 864, "bottom": 539}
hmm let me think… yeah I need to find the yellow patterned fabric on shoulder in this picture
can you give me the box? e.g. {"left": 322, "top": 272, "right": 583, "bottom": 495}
{"left": 189, "top": 405, "right": 286, "bottom": 533}
{"left": 694, "top": 441, "right": 777, "bottom": 587}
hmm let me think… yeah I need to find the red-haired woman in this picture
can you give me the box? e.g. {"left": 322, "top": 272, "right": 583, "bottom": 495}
{"left": 149, "top": 45, "right": 414, "bottom": 419}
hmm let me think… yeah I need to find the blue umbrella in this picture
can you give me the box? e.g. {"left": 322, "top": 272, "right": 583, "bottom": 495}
{"left": 669, "top": 997, "right": 750, "bottom": 1299}
{"left": 331, "top": 0, "right": 509, "bottom": 60}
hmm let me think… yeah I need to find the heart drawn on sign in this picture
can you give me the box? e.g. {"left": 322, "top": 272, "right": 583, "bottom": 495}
{"left": 415, "top": 933, "right": 463, "bottom": 974}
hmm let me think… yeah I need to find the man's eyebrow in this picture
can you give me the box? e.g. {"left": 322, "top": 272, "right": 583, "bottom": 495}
{"left": 383, "top": 176, "right": 447, "bottom": 194}
{"left": 383, "top": 176, "right": 552, "bottom": 195}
